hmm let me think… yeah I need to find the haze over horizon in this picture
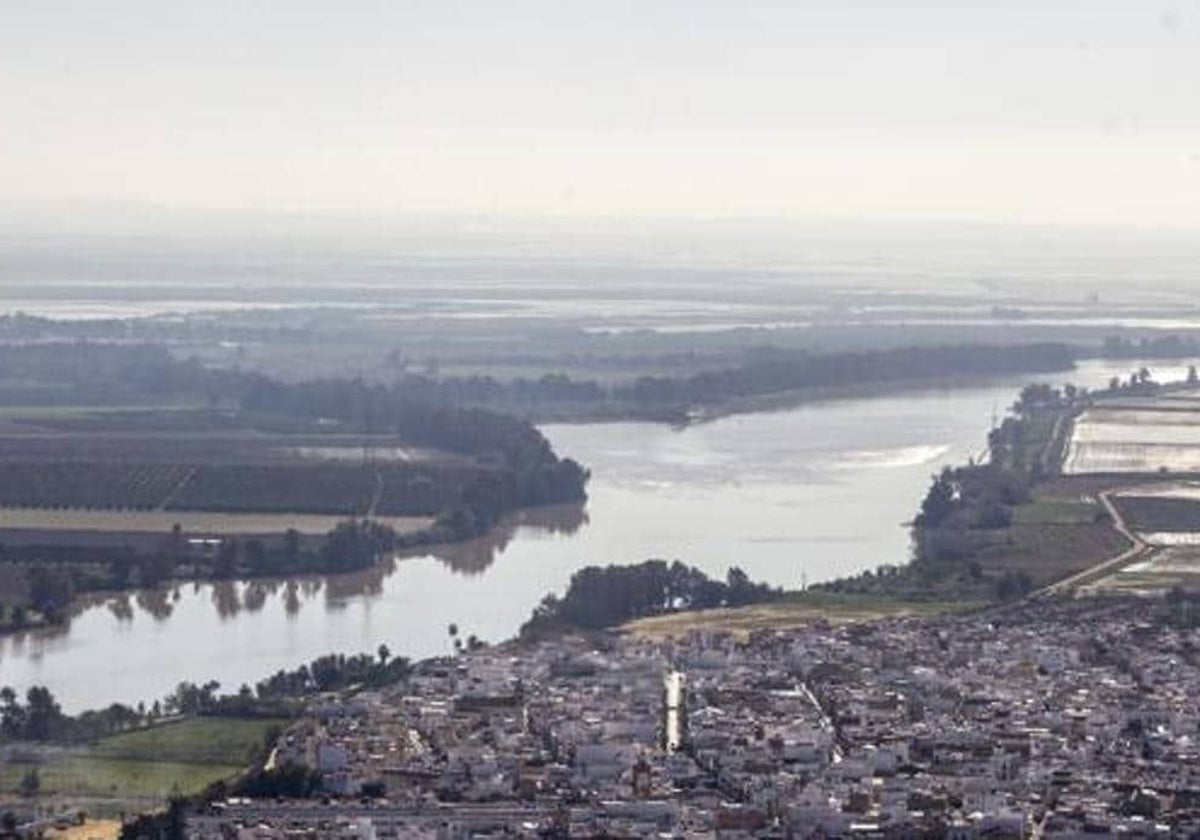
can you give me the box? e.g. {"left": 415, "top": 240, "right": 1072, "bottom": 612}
{"left": 4, "top": 1, "right": 1200, "bottom": 229}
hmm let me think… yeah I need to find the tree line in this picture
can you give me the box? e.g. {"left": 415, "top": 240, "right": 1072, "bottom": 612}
{"left": 331, "top": 342, "right": 1080, "bottom": 422}
{"left": 0, "top": 520, "right": 400, "bottom": 633}
{"left": 0, "top": 647, "right": 410, "bottom": 748}
{"left": 0, "top": 338, "right": 1072, "bottom": 421}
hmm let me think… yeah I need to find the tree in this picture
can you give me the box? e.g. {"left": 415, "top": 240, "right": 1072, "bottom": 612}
{"left": 27, "top": 566, "right": 73, "bottom": 617}
{"left": 214, "top": 539, "right": 239, "bottom": 579}
{"left": 916, "top": 468, "right": 957, "bottom": 528}
{"left": 119, "top": 795, "right": 187, "bottom": 840}
{"left": 19, "top": 768, "right": 39, "bottom": 797}
{"left": 0, "top": 687, "right": 24, "bottom": 739}
{"left": 283, "top": 529, "right": 301, "bottom": 567}
{"left": 377, "top": 643, "right": 390, "bottom": 665}
{"left": 24, "top": 686, "right": 64, "bottom": 740}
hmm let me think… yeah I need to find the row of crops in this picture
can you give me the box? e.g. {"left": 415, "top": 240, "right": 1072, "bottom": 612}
{"left": 0, "top": 462, "right": 192, "bottom": 510}
{"left": 1112, "top": 495, "right": 1200, "bottom": 533}
{"left": 0, "top": 461, "right": 494, "bottom": 516}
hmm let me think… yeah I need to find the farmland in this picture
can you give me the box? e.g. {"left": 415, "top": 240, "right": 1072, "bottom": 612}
{"left": 0, "top": 350, "right": 587, "bottom": 628}
{"left": 0, "top": 454, "right": 503, "bottom": 518}
{"left": 0, "top": 507, "right": 430, "bottom": 537}
{"left": 1063, "top": 395, "right": 1200, "bottom": 474}
{"left": 0, "top": 409, "right": 555, "bottom": 535}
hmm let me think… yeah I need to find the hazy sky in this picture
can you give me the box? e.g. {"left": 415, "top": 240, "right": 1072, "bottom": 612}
{"left": 4, "top": 1, "right": 1200, "bottom": 226}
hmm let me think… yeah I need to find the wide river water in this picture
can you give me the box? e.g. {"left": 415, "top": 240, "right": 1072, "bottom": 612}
{"left": 0, "top": 359, "right": 1190, "bottom": 711}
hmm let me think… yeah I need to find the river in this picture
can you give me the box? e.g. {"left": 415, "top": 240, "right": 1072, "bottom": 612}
{"left": 0, "top": 359, "right": 1190, "bottom": 711}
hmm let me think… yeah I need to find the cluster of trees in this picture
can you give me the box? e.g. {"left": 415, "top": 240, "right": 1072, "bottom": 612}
{"left": 132, "top": 650, "right": 413, "bottom": 720}
{"left": 240, "top": 378, "right": 588, "bottom": 537}
{"left": 0, "top": 341, "right": 241, "bottom": 406}
{"left": 1, "top": 520, "right": 399, "bottom": 627}
{"left": 119, "top": 797, "right": 188, "bottom": 840}
{"left": 521, "top": 560, "right": 780, "bottom": 637}
{"left": 0, "top": 685, "right": 145, "bottom": 744}
{"left": 254, "top": 649, "right": 410, "bottom": 699}
{"left": 231, "top": 763, "right": 323, "bottom": 798}
{"left": 165, "top": 520, "right": 396, "bottom": 579}
{"left": 0, "top": 545, "right": 183, "bottom": 630}
{"left": 914, "top": 465, "right": 1032, "bottom": 533}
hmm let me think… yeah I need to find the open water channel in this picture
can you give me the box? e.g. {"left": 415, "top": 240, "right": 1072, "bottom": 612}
{"left": 0, "top": 359, "right": 1192, "bottom": 711}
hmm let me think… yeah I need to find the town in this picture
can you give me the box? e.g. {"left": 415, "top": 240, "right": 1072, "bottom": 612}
{"left": 188, "top": 593, "right": 1200, "bottom": 838}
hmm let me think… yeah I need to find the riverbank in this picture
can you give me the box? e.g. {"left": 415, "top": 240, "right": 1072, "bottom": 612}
{"left": 2, "top": 359, "right": 1186, "bottom": 713}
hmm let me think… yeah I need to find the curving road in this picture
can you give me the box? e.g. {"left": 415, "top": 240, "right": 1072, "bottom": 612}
{"left": 1035, "top": 488, "right": 1149, "bottom": 598}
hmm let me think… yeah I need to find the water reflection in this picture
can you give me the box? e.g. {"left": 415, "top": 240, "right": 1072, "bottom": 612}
{"left": 284, "top": 581, "right": 301, "bottom": 616}
{"left": 243, "top": 580, "right": 271, "bottom": 614}
{"left": 13, "top": 502, "right": 591, "bottom": 640}
{"left": 212, "top": 581, "right": 240, "bottom": 619}
{"left": 136, "top": 588, "right": 175, "bottom": 621}
{"left": 421, "top": 502, "right": 590, "bottom": 577}
{"left": 107, "top": 594, "right": 133, "bottom": 622}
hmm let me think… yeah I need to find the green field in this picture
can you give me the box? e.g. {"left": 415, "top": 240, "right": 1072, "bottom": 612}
{"left": 0, "top": 717, "right": 284, "bottom": 804}
{"left": 1011, "top": 495, "right": 1103, "bottom": 525}
{"left": 622, "top": 592, "right": 979, "bottom": 638}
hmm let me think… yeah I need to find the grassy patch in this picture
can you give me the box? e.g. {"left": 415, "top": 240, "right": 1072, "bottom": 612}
{"left": 0, "top": 717, "right": 284, "bottom": 804}
{"left": 621, "top": 592, "right": 978, "bottom": 638}
{"left": 1011, "top": 496, "right": 1102, "bottom": 525}
{"left": 88, "top": 716, "right": 283, "bottom": 765}
{"left": 0, "top": 756, "right": 242, "bottom": 799}
{"left": 974, "top": 522, "right": 1132, "bottom": 586}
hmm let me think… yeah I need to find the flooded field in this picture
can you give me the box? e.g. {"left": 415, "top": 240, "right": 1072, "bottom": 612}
{"left": 1063, "top": 395, "right": 1200, "bottom": 474}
